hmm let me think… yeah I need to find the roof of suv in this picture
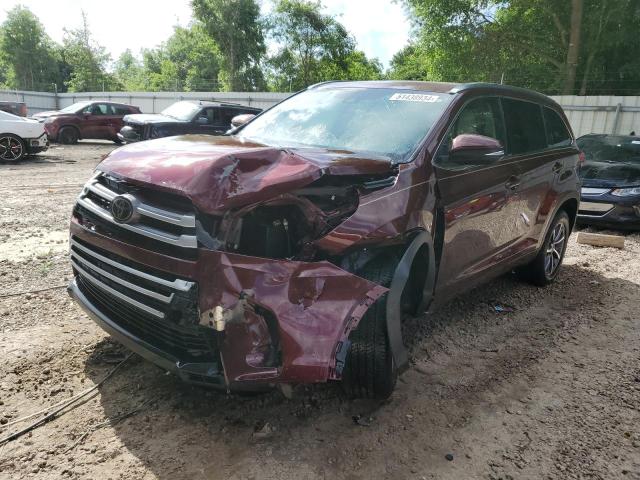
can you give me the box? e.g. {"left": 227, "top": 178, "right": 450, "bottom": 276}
{"left": 181, "top": 100, "right": 261, "bottom": 110}
{"left": 309, "top": 80, "right": 557, "bottom": 108}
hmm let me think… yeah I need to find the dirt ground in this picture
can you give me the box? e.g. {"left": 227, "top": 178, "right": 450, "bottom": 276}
{"left": 0, "top": 143, "right": 639, "bottom": 480}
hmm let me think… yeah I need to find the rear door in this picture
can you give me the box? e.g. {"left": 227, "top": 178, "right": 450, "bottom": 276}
{"left": 501, "top": 99, "right": 572, "bottom": 257}
{"left": 434, "top": 96, "right": 523, "bottom": 295}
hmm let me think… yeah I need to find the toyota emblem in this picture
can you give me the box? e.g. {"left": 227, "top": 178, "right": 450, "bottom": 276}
{"left": 111, "top": 195, "right": 134, "bottom": 223}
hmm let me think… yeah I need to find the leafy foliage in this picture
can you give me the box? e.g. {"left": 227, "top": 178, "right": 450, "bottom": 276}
{"left": 191, "top": 0, "right": 266, "bottom": 91}
{"left": 265, "top": 0, "right": 382, "bottom": 91}
{"left": 392, "top": 0, "right": 640, "bottom": 94}
{"left": 0, "top": 6, "right": 65, "bottom": 91}
{"left": 62, "top": 11, "right": 121, "bottom": 92}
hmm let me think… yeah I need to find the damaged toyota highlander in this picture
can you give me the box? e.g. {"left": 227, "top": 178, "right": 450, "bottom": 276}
{"left": 67, "top": 81, "right": 580, "bottom": 398}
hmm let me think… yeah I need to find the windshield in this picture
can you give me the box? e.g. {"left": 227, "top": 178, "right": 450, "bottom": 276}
{"left": 60, "top": 102, "right": 92, "bottom": 113}
{"left": 161, "top": 101, "right": 201, "bottom": 121}
{"left": 238, "top": 87, "right": 452, "bottom": 162}
{"left": 577, "top": 135, "right": 640, "bottom": 165}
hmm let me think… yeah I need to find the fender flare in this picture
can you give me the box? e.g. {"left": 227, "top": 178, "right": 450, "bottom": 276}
{"left": 385, "top": 230, "right": 435, "bottom": 372}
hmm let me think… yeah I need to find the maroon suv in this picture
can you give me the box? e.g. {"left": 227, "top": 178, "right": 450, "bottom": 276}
{"left": 67, "top": 81, "right": 580, "bottom": 398}
{"left": 33, "top": 101, "right": 141, "bottom": 144}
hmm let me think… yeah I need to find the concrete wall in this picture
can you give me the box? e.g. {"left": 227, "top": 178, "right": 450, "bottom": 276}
{"left": 3, "top": 89, "right": 640, "bottom": 138}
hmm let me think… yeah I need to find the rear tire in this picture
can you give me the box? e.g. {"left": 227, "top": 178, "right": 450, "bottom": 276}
{"left": 0, "top": 134, "right": 26, "bottom": 162}
{"left": 58, "top": 126, "right": 79, "bottom": 145}
{"left": 342, "top": 255, "right": 398, "bottom": 400}
{"left": 517, "top": 210, "right": 570, "bottom": 286}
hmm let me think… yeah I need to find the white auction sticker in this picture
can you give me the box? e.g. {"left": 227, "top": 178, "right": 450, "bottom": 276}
{"left": 389, "top": 93, "right": 441, "bottom": 103}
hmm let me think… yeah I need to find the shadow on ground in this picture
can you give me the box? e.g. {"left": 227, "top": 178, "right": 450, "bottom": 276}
{"left": 82, "top": 262, "right": 640, "bottom": 479}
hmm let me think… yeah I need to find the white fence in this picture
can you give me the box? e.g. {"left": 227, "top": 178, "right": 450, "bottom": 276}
{"left": 550, "top": 95, "right": 640, "bottom": 138}
{"left": 58, "top": 91, "right": 290, "bottom": 113}
{"left": 0, "top": 90, "right": 57, "bottom": 114}
{"left": 2, "top": 89, "right": 639, "bottom": 138}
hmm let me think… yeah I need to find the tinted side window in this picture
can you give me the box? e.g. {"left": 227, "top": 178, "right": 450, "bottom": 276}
{"left": 543, "top": 107, "right": 572, "bottom": 147}
{"left": 113, "top": 106, "right": 130, "bottom": 115}
{"left": 502, "top": 98, "right": 546, "bottom": 154}
{"left": 435, "top": 97, "right": 505, "bottom": 169}
{"left": 215, "top": 108, "right": 236, "bottom": 126}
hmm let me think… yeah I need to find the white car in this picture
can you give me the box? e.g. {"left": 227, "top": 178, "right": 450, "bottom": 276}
{"left": 0, "top": 110, "right": 49, "bottom": 162}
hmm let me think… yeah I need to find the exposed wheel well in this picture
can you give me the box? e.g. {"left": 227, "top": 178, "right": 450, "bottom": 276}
{"left": 559, "top": 198, "right": 579, "bottom": 232}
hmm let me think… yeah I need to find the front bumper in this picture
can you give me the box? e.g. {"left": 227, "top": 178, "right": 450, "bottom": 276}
{"left": 67, "top": 278, "right": 225, "bottom": 387}
{"left": 25, "top": 133, "right": 49, "bottom": 154}
{"left": 68, "top": 221, "right": 386, "bottom": 389}
{"left": 577, "top": 195, "right": 640, "bottom": 230}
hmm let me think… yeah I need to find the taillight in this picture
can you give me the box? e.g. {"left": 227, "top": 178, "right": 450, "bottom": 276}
{"left": 20, "top": 104, "right": 27, "bottom": 117}
{"left": 578, "top": 151, "right": 586, "bottom": 166}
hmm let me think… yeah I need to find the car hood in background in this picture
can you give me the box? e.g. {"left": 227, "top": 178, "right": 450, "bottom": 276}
{"left": 123, "top": 114, "right": 187, "bottom": 125}
{"left": 580, "top": 161, "right": 640, "bottom": 188}
{"left": 32, "top": 110, "right": 71, "bottom": 119}
{"left": 97, "top": 135, "right": 394, "bottom": 213}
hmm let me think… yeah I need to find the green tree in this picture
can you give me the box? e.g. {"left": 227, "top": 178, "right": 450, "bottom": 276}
{"left": 134, "top": 23, "right": 223, "bottom": 92}
{"left": 0, "top": 6, "right": 64, "bottom": 91}
{"left": 192, "top": 0, "right": 266, "bottom": 91}
{"left": 393, "top": 0, "right": 640, "bottom": 95}
{"left": 266, "top": 0, "right": 382, "bottom": 91}
{"left": 114, "top": 49, "right": 146, "bottom": 91}
{"left": 62, "top": 11, "right": 120, "bottom": 92}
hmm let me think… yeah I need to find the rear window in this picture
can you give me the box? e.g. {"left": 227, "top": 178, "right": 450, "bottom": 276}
{"left": 113, "top": 106, "right": 131, "bottom": 115}
{"left": 502, "top": 98, "right": 546, "bottom": 154}
{"left": 544, "top": 107, "right": 572, "bottom": 147}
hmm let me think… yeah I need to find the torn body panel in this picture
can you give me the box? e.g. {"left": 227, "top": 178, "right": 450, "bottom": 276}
{"left": 69, "top": 221, "right": 387, "bottom": 387}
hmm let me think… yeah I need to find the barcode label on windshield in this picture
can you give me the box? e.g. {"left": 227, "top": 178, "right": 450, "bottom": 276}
{"left": 389, "top": 93, "right": 441, "bottom": 103}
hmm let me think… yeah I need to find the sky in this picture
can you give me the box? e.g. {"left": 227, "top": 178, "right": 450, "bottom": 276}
{"left": 0, "top": 0, "right": 411, "bottom": 69}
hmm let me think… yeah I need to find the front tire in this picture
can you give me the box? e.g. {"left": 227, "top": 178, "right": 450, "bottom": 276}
{"left": 517, "top": 210, "right": 570, "bottom": 286}
{"left": 58, "top": 126, "right": 79, "bottom": 145}
{"left": 342, "top": 255, "right": 398, "bottom": 399}
{"left": 0, "top": 134, "right": 26, "bottom": 162}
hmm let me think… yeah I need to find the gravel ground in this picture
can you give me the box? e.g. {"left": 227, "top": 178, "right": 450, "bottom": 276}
{"left": 0, "top": 143, "right": 639, "bottom": 480}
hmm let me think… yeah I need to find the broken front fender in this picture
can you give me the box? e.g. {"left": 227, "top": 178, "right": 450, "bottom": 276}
{"left": 196, "top": 250, "right": 388, "bottom": 386}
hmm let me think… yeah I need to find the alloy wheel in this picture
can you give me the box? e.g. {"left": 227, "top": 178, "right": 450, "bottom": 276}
{"left": 0, "top": 136, "right": 23, "bottom": 161}
{"left": 544, "top": 223, "right": 566, "bottom": 277}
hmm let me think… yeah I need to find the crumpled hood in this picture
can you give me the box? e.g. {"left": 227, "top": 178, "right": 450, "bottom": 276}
{"left": 580, "top": 161, "right": 640, "bottom": 188}
{"left": 97, "top": 135, "right": 393, "bottom": 213}
{"left": 32, "top": 110, "right": 71, "bottom": 119}
{"left": 123, "top": 113, "right": 183, "bottom": 125}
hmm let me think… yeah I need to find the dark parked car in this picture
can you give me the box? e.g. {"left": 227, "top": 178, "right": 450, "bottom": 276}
{"left": 32, "top": 101, "right": 141, "bottom": 144}
{"left": 577, "top": 134, "right": 640, "bottom": 229}
{"left": 67, "top": 81, "right": 580, "bottom": 399}
{"left": 117, "top": 100, "right": 262, "bottom": 143}
{"left": 0, "top": 101, "right": 28, "bottom": 117}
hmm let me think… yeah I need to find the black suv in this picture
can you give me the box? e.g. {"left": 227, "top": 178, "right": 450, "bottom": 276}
{"left": 118, "top": 100, "right": 262, "bottom": 143}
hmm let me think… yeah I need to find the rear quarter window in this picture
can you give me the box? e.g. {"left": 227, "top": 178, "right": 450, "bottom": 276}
{"left": 502, "top": 98, "right": 546, "bottom": 154}
{"left": 543, "top": 107, "right": 572, "bottom": 147}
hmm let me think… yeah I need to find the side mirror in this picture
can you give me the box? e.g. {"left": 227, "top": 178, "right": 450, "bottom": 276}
{"left": 448, "top": 134, "right": 504, "bottom": 165}
{"left": 231, "top": 114, "right": 256, "bottom": 128}
{"left": 195, "top": 116, "right": 209, "bottom": 125}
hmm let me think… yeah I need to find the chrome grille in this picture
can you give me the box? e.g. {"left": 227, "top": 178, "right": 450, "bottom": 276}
{"left": 76, "top": 172, "right": 197, "bottom": 248}
{"left": 70, "top": 237, "right": 217, "bottom": 361}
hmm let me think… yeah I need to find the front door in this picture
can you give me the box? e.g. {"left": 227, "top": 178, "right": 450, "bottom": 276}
{"left": 81, "top": 103, "right": 115, "bottom": 140}
{"left": 433, "top": 96, "right": 523, "bottom": 296}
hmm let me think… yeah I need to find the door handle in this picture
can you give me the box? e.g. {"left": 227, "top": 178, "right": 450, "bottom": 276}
{"left": 552, "top": 161, "right": 563, "bottom": 173}
{"left": 505, "top": 176, "right": 520, "bottom": 191}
